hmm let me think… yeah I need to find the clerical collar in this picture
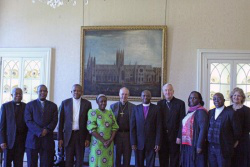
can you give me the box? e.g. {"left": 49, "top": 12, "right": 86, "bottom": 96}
{"left": 120, "top": 101, "right": 127, "bottom": 106}
{"left": 73, "top": 97, "right": 81, "bottom": 102}
{"left": 166, "top": 97, "right": 174, "bottom": 103}
{"left": 143, "top": 103, "right": 150, "bottom": 107}
{"left": 215, "top": 106, "right": 224, "bottom": 112}
{"left": 38, "top": 99, "right": 46, "bottom": 103}
{"left": 13, "top": 101, "right": 21, "bottom": 105}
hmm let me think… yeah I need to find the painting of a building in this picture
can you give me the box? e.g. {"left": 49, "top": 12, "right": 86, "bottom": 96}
{"left": 84, "top": 49, "right": 161, "bottom": 96}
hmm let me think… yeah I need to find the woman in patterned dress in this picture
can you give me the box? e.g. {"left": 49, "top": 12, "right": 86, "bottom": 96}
{"left": 87, "top": 94, "right": 119, "bottom": 167}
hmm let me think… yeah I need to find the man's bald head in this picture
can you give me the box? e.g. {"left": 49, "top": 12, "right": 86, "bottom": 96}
{"left": 11, "top": 88, "right": 23, "bottom": 102}
{"left": 213, "top": 93, "right": 225, "bottom": 108}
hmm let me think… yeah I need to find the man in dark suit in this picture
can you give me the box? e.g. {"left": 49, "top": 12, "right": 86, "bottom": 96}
{"left": 157, "top": 83, "right": 185, "bottom": 167}
{"left": 58, "top": 84, "right": 92, "bottom": 167}
{"left": 25, "top": 84, "right": 58, "bottom": 167}
{"left": 208, "top": 93, "right": 241, "bottom": 167}
{"left": 130, "top": 90, "right": 161, "bottom": 167}
{"left": 110, "top": 87, "right": 135, "bottom": 167}
{"left": 0, "top": 88, "right": 27, "bottom": 167}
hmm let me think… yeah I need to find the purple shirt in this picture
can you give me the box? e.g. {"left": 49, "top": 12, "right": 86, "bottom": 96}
{"left": 143, "top": 106, "right": 149, "bottom": 119}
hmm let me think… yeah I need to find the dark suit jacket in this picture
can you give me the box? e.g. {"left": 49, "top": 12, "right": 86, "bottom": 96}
{"left": 111, "top": 101, "right": 135, "bottom": 143}
{"left": 130, "top": 103, "right": 162, "bottom": 151}
{"left": 0, "top": 101, "right": 27, "bottom": 149}
{"left": 208, "top": 107, "right": 241, "bottom": 158}
{"left": 58, "top": 98, "right": 92, "bottom": 147}
{"left": 157, "top": 97, "right": 186, "bottom": 142}
{"left": 25, "top": 99, "right": 58, "bottom": 150}
{"left": 110, "top": 101, "right": 135, "bottom": 120}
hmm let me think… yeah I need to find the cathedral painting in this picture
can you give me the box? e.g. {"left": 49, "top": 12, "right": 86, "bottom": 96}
{"left": 81, "top": 26, "right": 167, "bottom": 100}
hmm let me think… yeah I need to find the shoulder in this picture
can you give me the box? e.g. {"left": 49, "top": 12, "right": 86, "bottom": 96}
{"left": 88, "top": 109, "right": 96, "bottom": 114}
{"left": 242, "top": 105, "right": 250, "bottom": 112}
{"left": 157, "top": 99, "right": 165, "bottom": 105}
{"left": 110, "top": 102, "right": 119, "bottom": 108}
{"left": 150, "top": 103, "right": 160, "bottom": 110}
{"left": 208, "top": 108, "right": 215, "bottom": 114}
{"left": 128, "top": 101, "right": 135, "bottom": 107}
{"left": 195, "top": 108, "right": 208, "bottom": 117}
{"left": 62, "top": 98, "right": 72, "bottom": 104}
{"left": 173, "top": 97, "right": 185, "bottom": 104}
{"left": 81, "top": 98, "right": 91, "bottom": 105}
{"left": 3, "top": 101, "right": 12, "bottom": 106}
{"left": 1, "top": 101, "right": 12, "bottom": 109}
{"left": 46, "top": 100, "right": 57, "bottom": 107}
{"left": 134, "top": 104, "right": 142, "bottom": 110}
{"left": 26, "top": 100, "right": 37, "bottom": 106}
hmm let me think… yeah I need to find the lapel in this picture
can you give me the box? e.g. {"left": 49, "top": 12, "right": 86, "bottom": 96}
{"left": 145, "top": 103, "right": 153, "bottom": 122}
{"left": 69, "top": 98, "right": 73, "bottom": 122}
{"left": 9, "top": 101, "right": 15, "bottom": 117}
{"left": 217, "top": 107, "right": 227, "bottom": 122}
{"left": 36, "top": 99, "right": 44, "bottom": 115}
{"left": 115, "top": 102, "right": 120, "bottom": 119}
{"left": 164, "top": 100, "right": 171, "bottom": 122}
{"left": 139, "top": 104, "right": 145, "bottom": 124}
{"left": 79, "top": 98, "right": 84, "bottom": 118}
{"left": 43, "top": 100, "right": 49, "bottom": 115}
{"left": 127, "top": 102, "right": 132, "bottom": 118}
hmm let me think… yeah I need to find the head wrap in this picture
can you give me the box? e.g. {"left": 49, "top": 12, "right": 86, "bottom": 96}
{"left": 96, "top": 94, "right": 106, "bottom": 101}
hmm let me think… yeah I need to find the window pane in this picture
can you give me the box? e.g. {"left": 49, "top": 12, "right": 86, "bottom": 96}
{"left": 210, "top": 63, "right": 230, "bottom": 109}
{"left": 236, "top": 63, "right": 250, "bottom": 107}
{"left": 23, "top": 60, "right": 41, "bottom": 103}
{"left": 1, "top": 60, "right": 20, "bottom": 104}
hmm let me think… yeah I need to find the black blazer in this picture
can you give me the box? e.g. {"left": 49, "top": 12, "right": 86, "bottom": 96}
{"left": 110, "top": 101, "right": 135, "bottom": 120}
{"left": 130, "top": 103, "right": 161, "bottom": 151}
{"left": 58, "top": 98, "right": 92, "bottom": 147}
{"left": 157, "top": 97, "right": 186, "bottom": 142}
{"left": 25, "top": 99, "right": 58, "bottom": 150}
{"left": 208, "top": 107, "right": 241, "bottom": 158}
{"left": 0, "top": 101, "right": 27, "bottom": 149}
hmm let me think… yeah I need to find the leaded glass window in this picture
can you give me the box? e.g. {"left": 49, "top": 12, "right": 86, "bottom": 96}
{"left": 0, "top": 48, "right": 52, "bottom": 105}
{"left": 1, "top": 58, "right": 42, "bottom": 104}
{"left": 209, "top": 63, "right": 231, "bottom": 109}
{"left": 236, "top": 63, "right": 250, "bottom": 107}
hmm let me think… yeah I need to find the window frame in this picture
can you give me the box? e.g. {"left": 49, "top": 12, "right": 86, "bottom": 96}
{"left": 0, "top": 48, "right": 52, "bottom": 104}
{"left": 197, "top": 49, "right": 250, "bottom": 109}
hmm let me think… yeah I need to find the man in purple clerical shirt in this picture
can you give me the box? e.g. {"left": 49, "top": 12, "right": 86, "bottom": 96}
{"left": 130, "top": 90, "right": 162, "bottom": 167}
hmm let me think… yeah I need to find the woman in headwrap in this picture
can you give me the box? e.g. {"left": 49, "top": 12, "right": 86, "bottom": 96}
{"left": 87, "top": 94, "right": 119, "bottom": 167}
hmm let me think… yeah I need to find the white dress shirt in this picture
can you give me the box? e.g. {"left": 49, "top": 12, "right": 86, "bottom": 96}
{"left": 215, "top": 106, "right": 224, "bottom": 120}
{"left": 72, "top": 97, "right": 81, "bottom": 130}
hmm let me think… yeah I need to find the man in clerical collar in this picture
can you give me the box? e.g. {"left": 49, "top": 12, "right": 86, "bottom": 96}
{"left": 207, "top": 93, "right": 241, "bottom": 167}
{"left": 110, "top": 87, "right": 135, "bottom": 167}
{"left": 25, "top": 84, "right": 58, "bottom": 167}
{"left": 157, "top": 83, "right": 186, "bottom": 167}
{"left": 130, "top": 90, "right": 161, "bottom": 167}
{"left": 0, "top": 88, "right": 27, "bottom": 167}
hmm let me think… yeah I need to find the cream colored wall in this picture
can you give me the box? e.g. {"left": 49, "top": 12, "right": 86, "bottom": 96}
{"left": 1, "top": 0, "right": 250, "bottom": 108}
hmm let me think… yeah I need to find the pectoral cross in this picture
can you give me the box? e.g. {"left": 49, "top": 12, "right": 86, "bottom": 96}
{"left": 120, "top": 112, "right": 124, "bottom": 117}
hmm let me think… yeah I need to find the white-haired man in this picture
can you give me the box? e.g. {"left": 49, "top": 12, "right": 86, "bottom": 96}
{"left": 110, "top": 87, "right": 135, "bottom": 167}
{"left": 157, "top": 83, "right": 186, "bottom": 167}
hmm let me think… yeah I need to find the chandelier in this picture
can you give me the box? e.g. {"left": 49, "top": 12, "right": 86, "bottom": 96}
{"left": 32, "top": 0, "right": 89, "bottom": 8}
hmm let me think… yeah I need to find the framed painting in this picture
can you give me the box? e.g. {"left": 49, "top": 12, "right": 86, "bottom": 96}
{"left": 80, "top": 26, "right": 167, "bottom": 101}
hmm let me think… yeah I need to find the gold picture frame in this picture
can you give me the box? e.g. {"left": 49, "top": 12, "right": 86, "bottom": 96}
{"left": 80, "top": 26, "right": 167, "bottom": 101}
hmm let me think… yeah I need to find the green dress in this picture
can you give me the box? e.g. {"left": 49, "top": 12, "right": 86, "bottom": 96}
{"left": 87, "top": 109, "right": 119, "bottom": 167}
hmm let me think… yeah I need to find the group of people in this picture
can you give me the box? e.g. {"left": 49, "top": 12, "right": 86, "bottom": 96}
{"left": 0, "top": 83, "right": 249, "bottom": 167}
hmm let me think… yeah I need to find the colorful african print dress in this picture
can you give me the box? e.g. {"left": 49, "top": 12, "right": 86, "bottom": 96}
{"left": 87, "top": 109, "right": 119, "bottom": 167}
